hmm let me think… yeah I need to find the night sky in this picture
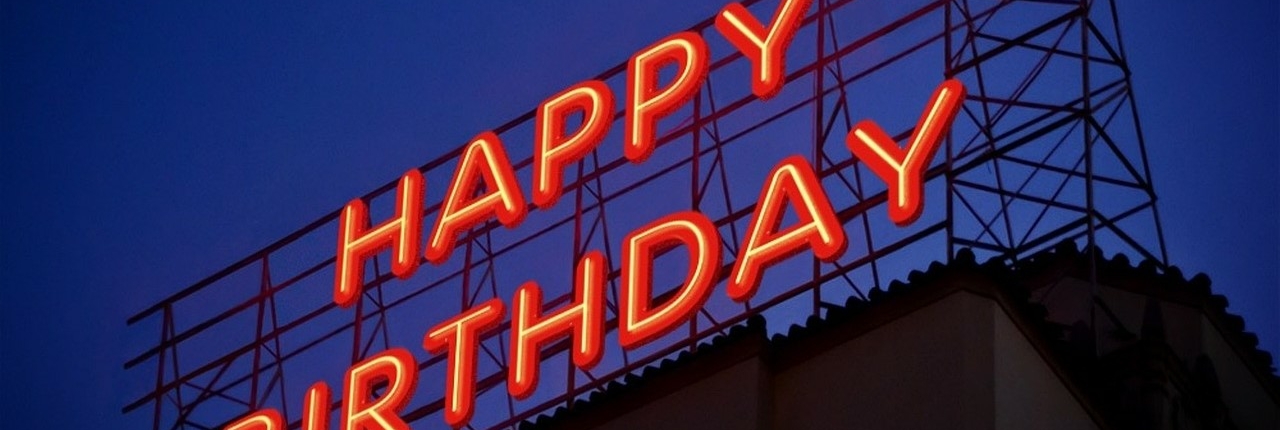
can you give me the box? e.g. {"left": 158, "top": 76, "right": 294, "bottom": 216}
{"left": 2, "top": 1, "right": 1276, "bottom": 428}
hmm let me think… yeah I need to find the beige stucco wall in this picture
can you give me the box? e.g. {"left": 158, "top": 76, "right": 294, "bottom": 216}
{"left": 773, "top": 291, "right": 1096, "bottom": 429}
{"left": 992, "top": 304, "right": 1098, "bottom": 430}
{"left": 1199, "top": 315, "right": 1279, "bottom": 430}
{"left": 597, "top": 357, "right": 770, "bottom": 430}
{"left": 773, "top": 291, "right": 995, "bottom": 429}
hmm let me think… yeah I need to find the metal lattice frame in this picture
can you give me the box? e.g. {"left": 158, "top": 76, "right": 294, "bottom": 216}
{"left": 122, "top": 0, "right": 1167, "bottom": 428}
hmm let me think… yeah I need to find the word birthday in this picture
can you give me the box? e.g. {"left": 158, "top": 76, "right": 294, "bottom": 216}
{"left": 227, "top": 0, "right": 965, "bottom": 429}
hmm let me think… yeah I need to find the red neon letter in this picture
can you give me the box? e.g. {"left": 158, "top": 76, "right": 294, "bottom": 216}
{"left": 846, "top": 79, "right": 966, "bottom": 226}
{"left": 334, "top": 170, "right": 425, "bottom": 308}
{"left": 426, "top": 132, "right": 527, "bottom": 264}
{"left": 620, "top": 212, "right": 721, "bottom": 349}
{"left": 508, "top": 251, "right": 606, "bottom": 399}
{"left": 341, "top": 349, "right": 418, "bottom": 430}
{"left": 303, "top": 382, "right": 330, "bottom": 430}
{"left": 714, "top": 0, "right": 814, "bottom": 99}
{"left": 422, "top": 299, "right": 504, "bottom": 428}
{"left": 227, "top": 409, "right": 282, "bottom": 430}
{"left": 534, "top": 80, "right": 615, "bottom": 209}
{"left": 728, "top": 156, "right": 846, "bottom": 301}
{"left": 625, "top": 32, "right": 710, "bottom": 163}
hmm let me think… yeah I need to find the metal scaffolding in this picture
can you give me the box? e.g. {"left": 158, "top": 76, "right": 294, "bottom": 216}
{"left": 122, "top": 0, "right": 1167, "bottom": 428}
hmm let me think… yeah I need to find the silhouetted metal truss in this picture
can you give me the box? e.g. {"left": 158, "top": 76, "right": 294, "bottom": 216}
{"left": 122, "top": 0, "right": 1167, "bottom": 428}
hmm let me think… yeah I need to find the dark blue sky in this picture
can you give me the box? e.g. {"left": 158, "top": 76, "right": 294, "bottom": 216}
{"left": 2, "top": 1, "right": 1276, "bottom": 428}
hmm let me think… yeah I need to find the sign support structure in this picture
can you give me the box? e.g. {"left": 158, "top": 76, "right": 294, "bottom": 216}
{"left": 122, "top": 0, "right": 1167, "bottom": 428}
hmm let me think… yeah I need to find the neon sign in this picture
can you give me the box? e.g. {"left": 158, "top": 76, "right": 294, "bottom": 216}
{"left": 229, "top": 0, "right": 965, "bottom": 428}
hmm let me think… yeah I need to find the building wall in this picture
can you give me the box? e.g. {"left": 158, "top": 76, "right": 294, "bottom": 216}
{"left": 775, "top": 291, "right": 994, "bottom": 429}
{"left": 774, "top": 291, "right": 1096, "bottom": 429}
{"left": 535, "top": 274, "right": 1279, "bottom": 429}
{"left": 992, "top": 304, "right": 1097, "bottom": 430}
{"left": 1034, "top": 277, "right": 1280, "bottom": 429}
{"left": 596, "top": 357, "right": 770, "bottom": 430}
{"left": 580, "top": 291, "right": 1099, "bottom": 429}
{"left": 1200, "top": 315, "right": 1280, "bottom": 430}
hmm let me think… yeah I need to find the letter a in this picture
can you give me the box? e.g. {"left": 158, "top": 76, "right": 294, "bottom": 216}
{"left": 728, "top": 156, "right": 845, "bottom": 301}
{"left": 427, "top": 132, "right": 527, "bottom": 264}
